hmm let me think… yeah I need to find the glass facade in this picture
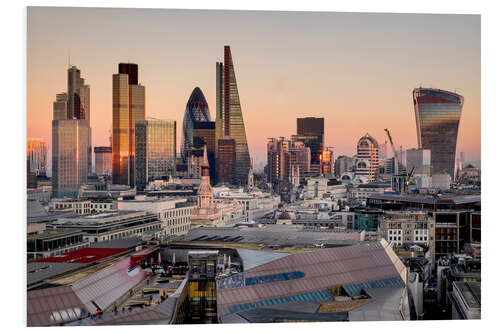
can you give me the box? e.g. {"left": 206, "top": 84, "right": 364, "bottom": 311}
{"left": 413, "top": 88, "right": 463, "bottom": 179}
{"left": 296, "top": 117, "right": 324, "bottom": 164}
{"left": 27, "top": 138, "right": 47, "bottom": 176}
{"left": 181, "top": 87, "right": 211, "bottom": 161}
{"left": 52, "top": 119, "right": 89, "bottom": 198}
{"left": 112, "top": 65, "right": 145, "bottom": 187}
{"left": 135, "top": 119, "right": 176, "bottom": 191}
{"left": 216, "top": 46, "right": 251, "bottom": 185}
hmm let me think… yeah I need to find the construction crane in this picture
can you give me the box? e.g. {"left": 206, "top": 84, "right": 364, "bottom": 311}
{"left": 384, "top": 128, "right": 402, "bottom": 174}
{"left": 404, "top": 166, "right": 415, "bottom": 193}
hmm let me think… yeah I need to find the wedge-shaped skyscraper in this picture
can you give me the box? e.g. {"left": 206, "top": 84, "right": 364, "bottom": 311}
{"left": 215, "top": 45, "right": 251, "bottom": 185}
{"left": 413, "top": 88, "right": 463, "bottom": 179}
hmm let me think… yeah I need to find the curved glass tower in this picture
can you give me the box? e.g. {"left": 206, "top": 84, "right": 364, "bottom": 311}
{"left": 182, "top": 87, "right": 211, "bottom": 160}
{"left": 413, "top": 88, "right": 464, "bottom": 179}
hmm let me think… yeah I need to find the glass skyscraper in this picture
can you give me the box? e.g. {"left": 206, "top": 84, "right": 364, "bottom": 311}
{"left": 135, "top": 119, "right": 176, "bottom": 191}
{"left": 294, "top": 117, "right": 324, "bottom": 165}
{"left": 413, "top": 88, "right": 464, "bottom": 179}
{"left": 112, "top": 63, "right": 145, "bottom": 187}
{"left": 27, "top": 138, "right": 47, "bottom": 176}
{"left": 181, "top": 87, "right": 211, "bottom": 161}
{"left": 52, "top": 119, "right": 89, "bottom": 197}
{"left": 215, "top": 45, "right": 251, "bottom": 185}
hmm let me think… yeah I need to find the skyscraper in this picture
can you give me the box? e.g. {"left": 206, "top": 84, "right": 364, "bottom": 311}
{"left": 181, "top": 87, "right": 211, "bottom": 160}
{"left": 134, "top": 119, "right": 176, "bottom": 191}
{"left": 94, "top": 146, "right": 112, "bottom": 175}
{"left": 354, "top": 133, "right": 379, "bottom": 183}
{"left": 413, "top": 88, "right": 464, "bottom": 179}
{"left": 215, "top": 46, "right": 251, "bottom": 185}
{"left": 52, "top": 119, "right": 89, "bottom": 197}
{"left": 217, "top": 137, "right": 236, "bottom": 184}
{"left": 112, "top": 63, "right": 145, "bottom": 186}
{"left": 67, "top": 66, "right": 91, "bottom": 175}
{"left": 53, "top": 93, "right": 68, "bottom": 120}
{"left": 294, "top": 117, "right": 324, "bottom": 164}
{"left": 193, "top": 121, "right": 216, "bottom": 183}
{"left": 27, "top": 138, "right": 47, "bottom": 176}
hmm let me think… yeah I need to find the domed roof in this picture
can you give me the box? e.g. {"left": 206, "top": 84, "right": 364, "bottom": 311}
{"left": 186, "top": 87, "right": 211, "bottom": 121}
{"left": 357, "top": 133, "right": 379, "bottom": 148}
{"left": 278, "top": 212, "right": 292, "bottom": 220}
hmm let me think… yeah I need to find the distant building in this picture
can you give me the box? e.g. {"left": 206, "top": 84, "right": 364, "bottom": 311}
{"left": 112, "top": 63, "right": 145, "bottom": 187}
{"left": 295, "top": 117, "right": 324, "bottom": 165}
{"left": 405, "top": 148, "right": 431, "bottom": 176}
{"left": 334, "top": 155, "right": 354, "bottom": 178}
{"left": 215, "top": 46, "right": 251, "bottom": 185}
{"left": 94, "top": 146, "right": 112, "bottom": 175}
{"left": 27, "top": 138, "right": 47, "bottom": 176}
{"left": 135, "top": 119, "right": 176, "bottom": 191}
{"left": 181, "top": 87, "right": 211, "bottom": 161}
{"left": 353, "top": 133, "right": 379, "bottom": 183}
{"left": 52, "top": 119, "right": 89, "bottom": 198}
{"left": 413, "top": 88, "right": 464, "bottom": 179}
{"left": 320, "top": 148, "right": 334, "bottom": 176}
{"left": 217, "top": 137, "right": 236, "bottom": 184}
{"left": 193, "top": 121, "right": 216, "bottom": 182}
{"left": 379, "top": 211, "right": 434, "bottom": 248}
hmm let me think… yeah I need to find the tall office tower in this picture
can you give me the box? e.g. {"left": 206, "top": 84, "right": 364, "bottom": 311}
{"left": 294, "top": 117, "right": 324, "bottom": 165}
{"left": 267, "top": 137, "right": 289, "bottom": 186}
{"left": 27, "top": 138, "right": 47, "bottom": 176}
{"left": 405, "top": 148, "right": 431, "bottom": 176}
{"left": 53, "top": 93, "right": 68, "bottom": 120}
{"left": 215, "top": 46, "right": 251, "bottom": 185}
{"left": 413, "top": 88, "right": 464, "bottom": 179}
{"left": 68, "top": 66, "right": 92, "bottom": 174}
{"left": 112, "top": 63, "right": 145, "bottom": 186}
{"left": 334, "top": 155, "right": 354, "bottom": 178}
{"left": 354, "top": 133, "right": 379, "bottom": 183}
{"left": 217, "top": 137, "right": 236, "bottom": 184}
{"left": 134, "top": 119, "right": 176, "bottom": 191}
{"left": 320, "top": 148, "right": 334, "bottom": 176}
{"left": 94, "top": 146, "right": 112, "bottom": 175}
{"left": 182, "top": 87, "right": 211, "bottom": 161}
{"left": 52, "top": 119, "right": 89, "bottom": 198}
{"left": 215, "top": 62, "right": 224, "bottom": 155}
{"left": 287, "top": 141, "right": 311, "bottom": 179}
{"left": 193, "top": 121, "right": 216, "bottom": 183}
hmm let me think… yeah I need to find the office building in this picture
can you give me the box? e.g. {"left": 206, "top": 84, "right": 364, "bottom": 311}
{"left": 335, "top": 155, "right": 354, "bottom": 178}
{"left": 320, "top": 148, "right": 334, "bottom": 176}
{"left": 353, "top": 133, "right": 379, "bottom": 183}
{"left": 215, "top": 46, "right": 251, "bottom": 185}
{"left": 216, "top": 137, "right": 235, "bottom": 184}
{"left": 94, "top": 146, "right": 112, "bottom": 175}
{"left": 53, "top": 92, "right": 68, "bottom": 120}
{"left": 27, "top": 138, "right": 47, "bottom": 176}
{"left": 193, "top": 121, "right": 216, "bottom": 182}
{"left": 135, "top": 119, "right": 176, "bottom": 191}
{"left": 112, "top": 63, "right": 145, "bottom": 186}
{"left": 413, "top": 88, "right": 464, "bottom": 179}
{"left": 294, "top": 117, "right": 324, "bottom": 165}
{"left": 52, "top": 119, "right": 89, "bottom": 198}
{"left": 181, "top": 87, "right": 211, "bottom": 161}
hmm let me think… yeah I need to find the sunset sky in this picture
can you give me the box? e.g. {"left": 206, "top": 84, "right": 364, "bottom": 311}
{"left": 27, "top": 7, "right": 480, "bottom": 172}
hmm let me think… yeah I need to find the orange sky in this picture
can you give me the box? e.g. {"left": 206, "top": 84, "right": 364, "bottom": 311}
{"left": 27, "top": 8, "right": 480, "bottom": 172}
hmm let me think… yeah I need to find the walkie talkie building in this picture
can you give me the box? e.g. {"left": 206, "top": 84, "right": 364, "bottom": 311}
{"left": 413, "top": 88, "right": 464, "bottom": 179}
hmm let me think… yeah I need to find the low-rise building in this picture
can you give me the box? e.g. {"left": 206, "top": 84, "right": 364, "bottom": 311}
{"left": 27, "top": 225, "right": 89, "bottom": 260}
{"left": 117, "top": 196, "right": 193, "bottom": 236}
{"left": 379, "top": 211, "right": 434, "bottom": 249}
{"left": 47, "top": 211, "right": 163, "bottom": 243}
{"left": 50, "top": 198, "right": 117, "bottom": 215}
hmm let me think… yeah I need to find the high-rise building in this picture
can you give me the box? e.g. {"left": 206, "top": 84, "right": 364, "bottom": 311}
{"left": 287, "top": 141, "right": 311, "bottom": 178}
{"left": 295, "top": 117, "right": 324, "bottom": 164}
{"left": 215, "top": 46, "right": 251, "bottom": 185}
{"left": 112, "top": 63, "right": 145, "bottom": 187}
{"left": 405, "top": 148, "right": 431, "bottom": 176}
{"left": 94, "top": 146, "right": 112, "bottom": 175}
{"left": 134, "top": 119, "right": 176, "bottom": 191}
{"left": 52, "top": 119, "right": 89, "bottom": 198}
{"left": 413, "top": 88, "right": 464, "bottom": 179}
{"left": 193, "top": 121, "right": 216, "bottom": 183}
{"left": 320, "top": 148, "right": 334, "bottom": 176}
{"left": 53, "top": 93, "right": 68, "bottom": 120}
{"left": 334, "top": 155, "right": 354, "bottom": 178}
{"left": 217, "top": 137, "right": 236, "bottom": 184}
{"left": 267, "top": 137, "right": 311, "bottom": 189}
{"left": 354, "top": 133, "right": 379, "bottom": 183}
{"left": 27, "top": 138, "right": 47, "bottom": 176}
{"left": 66, "top": 66, "right": 92, "bottom": 175}
{"left": 182, "top": 87, "right": 211, "bottom": 161}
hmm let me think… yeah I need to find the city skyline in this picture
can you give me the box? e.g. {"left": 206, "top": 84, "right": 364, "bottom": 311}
{"left": 27, "top": 7, "right": 481, "bottom": 172}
